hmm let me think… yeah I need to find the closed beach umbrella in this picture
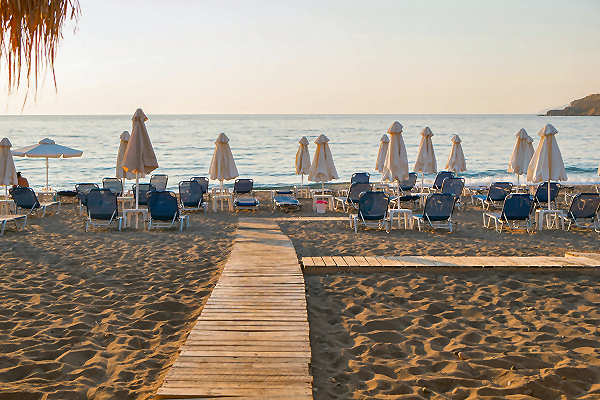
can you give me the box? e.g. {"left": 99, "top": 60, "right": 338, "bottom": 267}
{"left": 308, "top": 134, "right": 338, "bottom": 191}
{"left": 526, "top": 134, "right": 535, "bottom": 162}
{"left": 414, "top": 127, "right": 437, "bottom": 190}
{"left": 295, "top": 136, "right": 311, "bottom": 187}
{"left": 382, "top": 121, "right": 409, "bottom": 182}
{"left": 375, "top": 134, "right": 389, "bottom": 173}
{"left": 116, "top": 131, "right": 134, "bottom": 180}
{"left": 122, "top": 109, "right": 159, "bottom": 208}
{"left": 0, "top": 138, "right": 17, "bottom": 194}
{"left": 446, "top": 134, "right": 466, "bottom": 174}
{"left": 527, "top": 123, "right": 567, "bottom": 210}
{"left": 508, "top": 128, "right": 533, "bottom": 184}
{"left": 209, "top": 132, "right": 239, "bottom": 191}
{"left": 12, "top": 137, "right": 83, "bottom": 191}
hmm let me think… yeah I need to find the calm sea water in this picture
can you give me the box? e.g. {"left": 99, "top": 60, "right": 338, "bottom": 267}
{"left": 0, "top": 114, "right": 598, "bottom": 191}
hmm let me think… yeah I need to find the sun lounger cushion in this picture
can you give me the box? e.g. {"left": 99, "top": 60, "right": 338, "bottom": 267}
{"left": 274, "top": 195, "right": 299, "bottom": 206}
{"left": 57, "top": 190, "right": 77, "bottom": 197}
{"left": 234, "top": 198, "right": 259, "bottom": 207}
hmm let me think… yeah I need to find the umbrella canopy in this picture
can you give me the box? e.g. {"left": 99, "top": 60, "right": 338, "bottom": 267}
{"left": 527, "top": 123, "right": 567, "bottom": 183}
{"left": 382, "top": 121, "right": 409, "bottom": 182}
{"left": 122, "top": 109, "right": 158, "bottom": 178}
{"left": 0, "top": 138, "right": 17, "bottom": 187}
{"left": 508, "top": 128, "right": 533, "bottom": 176}
{"left": 12, "top": 137, "right": 83, "bottom": 190}
{"left": 308, "top": 134, "right": 338, "bottom": 183}
{"left": 375, "top": 134, "right": 389, "bottom": 173}
{"left": 445, "top": 134, "right": 466, "bottom": 173}
{"left": 526, "top": 134, "right": 535, "bottom": 162}
{"left": 209, "top": 132, "right": 239, "bottom": 184}
{"left": 414, "top": 127, "right": 437, "bottom": 175}
{"left": 116, "top": 131, "right": 134, "bottom": 179}
{"left": 295, "top": 136, "right": 311, "bottom": 175}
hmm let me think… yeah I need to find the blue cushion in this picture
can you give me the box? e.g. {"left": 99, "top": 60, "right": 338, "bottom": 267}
{"left": 274, "top": 196, "right": 299, "bottom": 206}
{"left": 235, "top": 198, "right": 259, "bottom": 207}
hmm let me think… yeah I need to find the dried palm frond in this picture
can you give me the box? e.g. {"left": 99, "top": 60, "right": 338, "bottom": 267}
{"left": 0, "top": 0, "right": 80, "bottom": 95}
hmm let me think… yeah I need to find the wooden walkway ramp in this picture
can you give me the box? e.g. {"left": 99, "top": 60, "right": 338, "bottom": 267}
{"left": 157, "top": 218, "right": 312, "bottom": 399}
{"left": 302, "top": 253, "right": 600, "bottom": 271}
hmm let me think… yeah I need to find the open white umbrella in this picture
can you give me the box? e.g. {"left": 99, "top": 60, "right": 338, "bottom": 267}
{"left": 527, "top": 123, "right": 567, "bottom": 210}
{"left": 122, "top": 109, "right": 159, "bottom": 209}
{"left": 508, "top": 128, "right": 533, "bottom": 185}
{"left": 308, "top": 134, "right": 338, "bottom": 191}
{"left": 414, "top": 127, "right": 437, "bottom": 190}
{"left": 0, "top": 138, "right": 17, "bottom": 195}
{"left": 295, "top": 136, "right": 311, "bottom": 188}
{"left": 446, "top": 134, "right": 466, "bottom": 175}
{"left": 209, "top": 132, "right": 239, "bottom": 192}
{"left": 375, "top": 134, "right": 389, "bottom": 173}
{"left": 12, "top": 138, "right": 83, "bottom": 191}
{"left": 382, "top": 121, "right": 409, "bottom": 183}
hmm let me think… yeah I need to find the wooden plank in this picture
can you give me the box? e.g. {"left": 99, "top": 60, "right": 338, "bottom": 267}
{"left": 301, "top": 257, "right": 314, "bottom": 267}
{"left": 342, "top": 256, "right": 360, "bottom": 267}
{"left": 331, "top": 256, "right": 348, "bottom": 267}
{"left": 158, "top": 218, "right": 312, "bottom": 399}
{"left": 364, "top": 256, "right": 382, "bottom": 266}
{"left": 321, "top": 256, "right": 336, "bottom": 267}
{"left": 353, "top": 255, "right": 369, "bottom": 266}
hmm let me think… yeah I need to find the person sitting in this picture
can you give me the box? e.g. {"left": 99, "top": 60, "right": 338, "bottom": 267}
{"left": 14, "top": 172, "right": 29, "bottom": 188}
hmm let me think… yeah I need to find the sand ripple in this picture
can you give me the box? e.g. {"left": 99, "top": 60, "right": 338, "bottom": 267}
{"left": 0, "top": 209, "right": 237, "bottom": 399}
{"left": 306, "top": 270, "right": 600, "bottom": 399}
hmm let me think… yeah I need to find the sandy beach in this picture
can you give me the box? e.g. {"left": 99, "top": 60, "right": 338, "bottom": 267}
{"left": 0, "top": 187, "right": 598, "bottom": 399}
{"left": 0, "top": 207, "right": 237, "bottom": 399}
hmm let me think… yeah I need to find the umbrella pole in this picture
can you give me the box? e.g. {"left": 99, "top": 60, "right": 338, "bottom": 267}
{"left": 548, "top": 179, "right": 551, "bottom": 211}
{"left": 517, "top": 174, "right": 520, "bottom": 186}
{"left": 421, "top": 172, "right": 424, "bottom": 193}
{"left": 135, "top": 173, "right": 139, "bottom": 209}
{"left": 46, "top": 158, "right": 49, "bottom": 191}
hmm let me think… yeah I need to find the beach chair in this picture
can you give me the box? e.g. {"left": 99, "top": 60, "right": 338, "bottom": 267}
{"left": 441, "top": 177, "right": 465, "bottom": 209}
{"left": 429, "top": 171, "right": 455, "bottom": 192}
{"left": 10, "top": 186, "right": 58, "bottom": 217}
{"left": 233, "top": 179, "right": 260, "bottom": 211}
{"left": 351, "top": 172, "right": 370, "bottom": 184}
{"left": 75, "top": 183, "right": 99, "bottom": 214}
{"left": 85, "top": 188, "right": 122, "bottom": 232}
{"left": 102, "top": 177, "right": 123, "bottom": 196}
{"left": 132, "top": 183, "right": 155, "bottom": 206}
{"left": 391, "top": 173, "right": 421, "bottom": 208}
{"left": 191, "top": 177, "right": 209, "bottom": 194}
{"left": 179, "top": 180, "right": 208, "bottom": 214}
{"left": 533, "top": 182, "right": 560, "bottom": 209}
{"left": 0, "top": 214, "right": 27, "bottom": 236}
{"left": 552, "top": 193, "right": 600, "bottom": 231}
{"left": 483, "top": 193, "right": 534, "bottom": 233}
{"left": 272, "top": 190, "right": 301, "bottom": 211}
{"left": 150, "top": 174, "right": 168, "bottom": 191}
{"left": 147, "top": 191, "right": 189, "bottom": 231}
{"left": 334, "top": 182, "right": 371, "bottom": 212}
{"left": 349, "top": 191, "right": 391, "bottom": 233}
{"left": 412, "top": 193, "right": 457, "bottom": 232}
{"left": 471, "top": 182, "right": 513, "bottom": 210}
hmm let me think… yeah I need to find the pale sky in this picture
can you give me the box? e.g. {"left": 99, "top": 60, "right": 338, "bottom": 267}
{"left": 1, "top": 0, "right": 599, "bottom": 114}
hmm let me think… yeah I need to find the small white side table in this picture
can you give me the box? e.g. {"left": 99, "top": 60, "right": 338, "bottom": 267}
{"left": 212, "top": 193, "right": 233, "bottom": 212}
{"left": 312, "top": 194, "right": 334, "bottom": 212}
{"left": 389, "top": 208, "right": 413, "bottom": 229}
{"left": 0, "top": 199, "right": 15, "bottom": 216}
{"left": 123, "top": 208, "right": 148, "bottom": 230}
{"left": 117, "top": 196, "right": 135, "bottom": 211}
{"left": 535, "top": 209, "right": 565, "bottom": 231}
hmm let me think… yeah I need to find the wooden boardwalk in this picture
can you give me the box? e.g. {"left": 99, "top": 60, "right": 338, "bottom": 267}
{"left": 302, "top": 253, "right": 600, "bottom": 271}
{"left": 157, "top": 218, "right": 312, "bottom": 399}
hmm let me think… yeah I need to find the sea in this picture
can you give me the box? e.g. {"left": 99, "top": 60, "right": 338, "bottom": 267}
{"left": 0, "top": 114, "right": 598, "bottom": 191}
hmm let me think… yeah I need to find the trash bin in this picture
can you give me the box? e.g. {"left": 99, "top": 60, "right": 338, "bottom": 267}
{"left": 315, "top": 200, "right": 328, "bottom": 214}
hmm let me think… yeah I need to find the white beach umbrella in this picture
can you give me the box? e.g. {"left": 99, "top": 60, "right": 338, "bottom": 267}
{"left": 12, "top": 137, "right": 83, "bottom": 191}
{"left": 116, "top": 131, "right": 134, "bottom": 181}
{"left": 508, "top": 128, "right": 533, "bottom": 184}
{"left": 122, "top": 109, "right": 159, "bottom": 208}
{"left": 527, "top": 123, "right": 567, "bottom": 210}
{"left": 0, "top": 138, "right": 17, "bottom": 195}
{"left": 209, "top": 132, "right": 239, "bottom": 191}
{"left": 382, "top": 121, "right": 409, "bottom": 183}
{"left": 295, "top": 136, "right": 311, "bottom": 187}
{"left": 414, "top": 127, "right": 437, "bottom": 190}
{"left": 375, "top": 134, "right": 389, "bottom": 173}
{"left": 445, "top": 134, "right": 466, "bottom": 174}
{"left": 308, "top": 134, "right": 338, "bottom": 191}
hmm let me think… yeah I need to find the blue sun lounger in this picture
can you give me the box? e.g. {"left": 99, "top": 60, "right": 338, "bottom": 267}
{"left": 272, "top": 190, "right": 300, "bottom": 211}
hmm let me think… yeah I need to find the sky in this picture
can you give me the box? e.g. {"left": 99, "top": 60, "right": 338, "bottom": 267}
{"left": 1, "top": 0, "right": 599, "bottom": 115}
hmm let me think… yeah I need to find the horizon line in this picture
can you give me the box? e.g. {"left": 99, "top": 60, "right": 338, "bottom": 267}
{"left": 0, "top": 112, "right": 546, "bottom": 117}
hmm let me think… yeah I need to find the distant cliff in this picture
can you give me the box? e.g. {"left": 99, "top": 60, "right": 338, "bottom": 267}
{"left": 546, "top": 94, "right": 600, "bottom": 116}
